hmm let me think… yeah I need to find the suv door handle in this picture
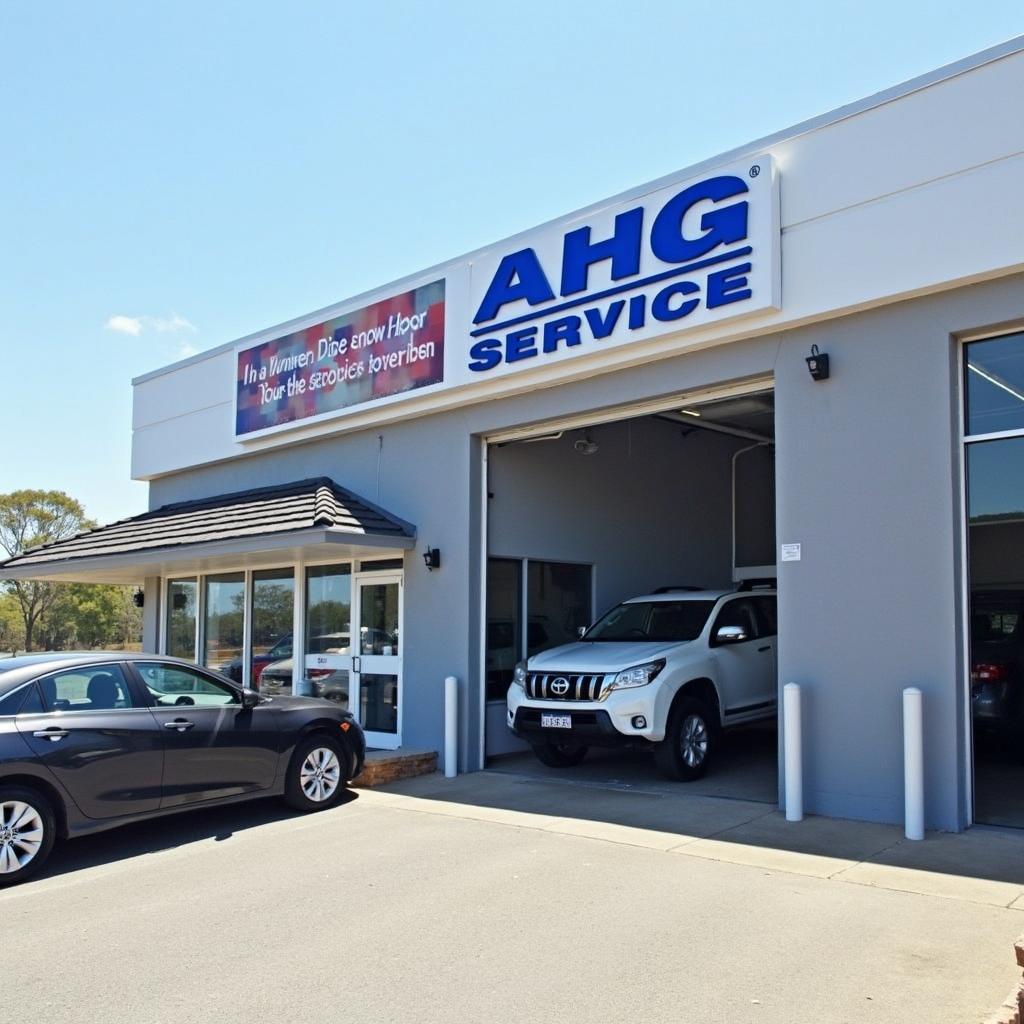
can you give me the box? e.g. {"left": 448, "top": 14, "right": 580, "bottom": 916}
{"left": 32, "top": 728, "right": 68, "bottom": 741}
{"left": 164, "top": 719, "right": 195, "bottom": 732}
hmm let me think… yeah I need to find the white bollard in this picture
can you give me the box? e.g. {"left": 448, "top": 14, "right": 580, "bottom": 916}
{"left": 783, "top": 682, "right": 803, "bottom": 822}
{"left": 903, "top": 687, "right": 924, "bottom": 840}
{"left": 444, "top": 675, "right": 458, "bottom": 778}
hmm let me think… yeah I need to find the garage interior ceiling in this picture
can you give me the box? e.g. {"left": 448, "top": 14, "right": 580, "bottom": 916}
{"left": 658, "top": 392, "right": 775, "bottom": 444}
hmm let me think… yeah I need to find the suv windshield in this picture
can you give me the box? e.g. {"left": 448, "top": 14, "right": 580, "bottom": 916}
{"left": 585, "top": 600, "right": 716, "bottom": 642}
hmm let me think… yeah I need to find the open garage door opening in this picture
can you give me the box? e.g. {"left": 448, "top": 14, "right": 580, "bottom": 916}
{"left": 483, "top": 387, "right": 778, "bottom": 804}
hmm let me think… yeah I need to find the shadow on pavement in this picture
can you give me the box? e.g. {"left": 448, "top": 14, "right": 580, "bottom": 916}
{"left": 34, "top": 789, "right": 361, "bottom": 882}
{"left": 379, "top": 733, "right": 1024, "bottom": 893}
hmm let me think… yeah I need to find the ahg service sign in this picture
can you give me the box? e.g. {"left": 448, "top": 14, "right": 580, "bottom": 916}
{"left": 235, "top": 280, "right": 445, "bottom": 436}
{"left": 466, "top": 156, "right": 779, "bottom": 377}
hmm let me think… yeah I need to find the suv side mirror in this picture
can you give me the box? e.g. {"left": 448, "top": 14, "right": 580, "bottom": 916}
{"left": 715, "top": 625, "right": 748, "bottom": 644}
{"left": 577, "top": 626, "right": 589, "bottom": 639}
{"left": 241, "top": 687, "right": 260, "bottom": 709}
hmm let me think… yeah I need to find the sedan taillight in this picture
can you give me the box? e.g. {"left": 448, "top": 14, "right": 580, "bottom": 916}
{"left": 972, "top": 662, "right": 1011, "bottom": 684}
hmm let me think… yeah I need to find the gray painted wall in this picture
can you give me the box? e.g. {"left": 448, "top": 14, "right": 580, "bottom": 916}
{"left": 148, "top": 271, "right": 1024, "bottom": 829}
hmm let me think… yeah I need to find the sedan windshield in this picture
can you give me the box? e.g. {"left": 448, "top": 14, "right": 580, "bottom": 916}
{"left": 585, "top": 600, "right": 716, "bottom": 642}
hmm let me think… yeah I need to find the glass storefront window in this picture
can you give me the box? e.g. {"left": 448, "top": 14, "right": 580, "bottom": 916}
{"left": 303, "top": 564, "right": 352, "bottom": 704}
{"left": 965, "top": 332, "right": 1024, "bottom": 437}
{"left": 486, "top": 559, "right": 521, "bottom": 701}
{"left": 166, "top": 579, "right": 197, "bottom": 659}
{"left": 202, "top": 572, "right": 245, "bottom": 672}
{"left": 251, "top": 568, "right": 294, "bottom": 688}
{"left": 359, "top": 583, "right": 399, "bottom": 656}
{"left": 306, "top": 565, "right": 352, "bottom": 656}
{"left": 526, "top": 561, "right": 592, "bottom": 657}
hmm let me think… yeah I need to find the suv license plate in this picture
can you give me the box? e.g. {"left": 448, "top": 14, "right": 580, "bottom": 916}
{"left": 541, "top": 713, "right": 572, "bottom": 729}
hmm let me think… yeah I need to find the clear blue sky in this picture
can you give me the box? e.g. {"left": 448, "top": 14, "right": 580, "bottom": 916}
{"left": 1, "top": 2, "right": 1021, "bottom": 526}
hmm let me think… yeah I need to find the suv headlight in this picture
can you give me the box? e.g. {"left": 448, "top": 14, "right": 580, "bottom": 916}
{"left": 606, "top": 659, "right": 665, "bottom": 693}
{"left": 512, "top": 661, "right": 527, "bottom": 689}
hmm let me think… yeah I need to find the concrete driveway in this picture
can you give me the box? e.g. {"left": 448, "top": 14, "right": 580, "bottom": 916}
{"left": 3, "top": 770, "right": 1023, "bottom": 1024}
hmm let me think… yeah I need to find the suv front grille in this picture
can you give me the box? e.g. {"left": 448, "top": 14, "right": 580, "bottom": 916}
{"left": 526, "top": 672, "right": 609, "bottom": 701}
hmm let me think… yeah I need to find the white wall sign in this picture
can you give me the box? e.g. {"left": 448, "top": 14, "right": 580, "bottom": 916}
{"left": 460, "top": 154, "right": 780, "bottom": 384}
{"left": 781, "top": 543, "right": 802, "bottom": 562}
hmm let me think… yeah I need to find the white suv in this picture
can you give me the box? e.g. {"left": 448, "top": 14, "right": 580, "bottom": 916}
{"left": 506, "top": 586, "right": 777, "bottom": 780}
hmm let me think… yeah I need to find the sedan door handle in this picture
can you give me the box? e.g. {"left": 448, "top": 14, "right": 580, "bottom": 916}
{"left": 164, "top": 719, "right": 195, "bottom": 732}
{"left": 758, "top": 645, "right": 771, "bottom": 653}
{"left": 32, "top": 728, "right": 68, "bottom": 741}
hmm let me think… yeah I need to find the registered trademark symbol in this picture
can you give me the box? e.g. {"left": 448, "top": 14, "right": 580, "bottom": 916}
{"left": 749, "top": 165, "right": 760, "bottom": 178}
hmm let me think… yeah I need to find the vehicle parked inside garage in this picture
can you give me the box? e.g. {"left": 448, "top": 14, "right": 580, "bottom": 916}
{"left": 507, "top": 584, "right": 777, "bottom": 780}
{"left": 0, "top": 651, "right": 365, "bottom": 887}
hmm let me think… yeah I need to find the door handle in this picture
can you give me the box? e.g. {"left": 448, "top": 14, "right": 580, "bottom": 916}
{"left": 32, "top": 728, "right": 68, "bottom": 741}
{"left": 164, "top": 719, "right": 195, "bottom": 732}
{"left": 352, "top": 657, "right": 361, "bottom": 673}
{"left": 758, "top": 645, "right": 771, "bottom": 653}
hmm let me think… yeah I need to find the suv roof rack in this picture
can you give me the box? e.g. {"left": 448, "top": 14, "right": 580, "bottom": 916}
{"left": 736, "top": 578, "right": 777, "bottom": 591}
{"left": 652, "top": 585, "right": 704, "bottom": 594}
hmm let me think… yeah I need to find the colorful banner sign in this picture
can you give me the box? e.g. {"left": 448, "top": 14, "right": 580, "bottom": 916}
{"left": 235, "top": 280, "right": 445, "bottom": 436}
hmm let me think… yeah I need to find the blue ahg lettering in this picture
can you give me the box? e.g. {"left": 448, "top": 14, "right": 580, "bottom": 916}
{"left": 473, "top": 250, "right": 555, "bottom": 325}
{"left": 560, "top": 208, "right": 643, "bottom": 297}
{"left": 472, "top": 174, "right": 750, "bottom": 326}
{"left": 649, "top": 176, "right": 749, "bottom": 265}
{"left": 468, "top": 277, "right": 713, "bottom": 372}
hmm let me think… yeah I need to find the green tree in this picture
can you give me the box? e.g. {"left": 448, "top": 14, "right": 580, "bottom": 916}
{"left": 0, "top": 490, "right": 92, "bottom": 650}
{"left": 0, "top": 592, "right": 25, "bottom": 654}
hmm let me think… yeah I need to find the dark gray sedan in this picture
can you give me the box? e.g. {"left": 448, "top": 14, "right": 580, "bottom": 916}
{"left": 0, "top": 651, "right": 365, "bottom": 887}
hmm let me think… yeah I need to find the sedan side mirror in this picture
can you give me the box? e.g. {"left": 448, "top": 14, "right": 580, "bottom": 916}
{"left": 715, "top": 625, "right": 748, "bottom": 644}
{"left": 241, "top": 688, "right": 260, "bottom": 709}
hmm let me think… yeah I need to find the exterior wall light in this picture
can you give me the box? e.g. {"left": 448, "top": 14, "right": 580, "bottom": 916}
{"left": 806, "top": 344, "right": 830, "bottom": 381}
{"left": 132, "top": 588, "right": 145, "bottom": 608}
{"left": 423, "top": 547, "right": 441, "bottom": 571}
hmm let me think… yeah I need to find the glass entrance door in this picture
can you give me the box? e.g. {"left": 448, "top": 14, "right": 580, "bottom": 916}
{"left": 353, "top": 574, "right": 402, "bottom": 749}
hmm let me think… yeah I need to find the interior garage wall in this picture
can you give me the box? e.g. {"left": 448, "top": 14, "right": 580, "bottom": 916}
{"left": 488, "top": 417, "right": 744, "bottom": 608}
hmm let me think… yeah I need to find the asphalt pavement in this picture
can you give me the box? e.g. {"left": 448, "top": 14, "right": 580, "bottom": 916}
{"left": 3, "top": 770, "right": 1023, "bottom": 1024}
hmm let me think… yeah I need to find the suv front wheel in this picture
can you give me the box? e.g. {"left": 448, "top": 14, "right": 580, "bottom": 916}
{"left": 655, "top": 696, "right": 718, "bottom": 781}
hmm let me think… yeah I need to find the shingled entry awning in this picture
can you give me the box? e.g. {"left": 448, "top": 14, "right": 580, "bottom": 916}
{"left": 0, "top": 478, "right": 416, "bottom": 584}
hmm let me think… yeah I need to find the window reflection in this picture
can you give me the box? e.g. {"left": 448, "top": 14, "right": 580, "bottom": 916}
{"left": 203, "top": 573, "right": 244, "bottom": 672}
{"left": 250, "top": 569, "right": 294, "bottom": 688}
{"left": 306, "top": 565, "right": 351, "bottom": 654}
{"left": 303, "top": 565, "right": 352, "bottom": 699}
{"left": 967, "top": 436, "right": 1024, "bottom": 827}
{"left": 966, "top": 332, "right": 1024, "bottom": 437}
{"left": 166, "top": 579, "right": 197, "bottom": 660}
{"left": 359, "top": 583, "right": 399, "bottom": 655}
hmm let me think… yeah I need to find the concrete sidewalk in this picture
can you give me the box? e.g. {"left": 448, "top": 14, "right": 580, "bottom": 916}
{"left": 3, "top": 768, "right": 1022, "bottom": 1024}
